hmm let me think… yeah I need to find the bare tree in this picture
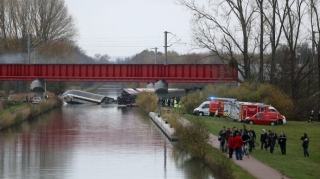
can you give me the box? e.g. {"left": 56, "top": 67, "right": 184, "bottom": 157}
{"left": 177, "top": 0, "right": 258, "bottom": 81}
{"left": 0, "top": 0, "right": 77, "bottom": 58}
{"left": 257, "top": 0, "right": 287, "bottom": 84}
{"left": 30, "top": 0, "right": 77, "bottom": 43}
{"left": 281, "top": 0, "right": 312, "bottom": 100}
{"left": 0, "top": 0, "right": 7, "bottom": 51}
{"left": 310, "top": 0, "right": 320, "bottom": 106}
{"left": 257, "top": 0, "right": 264, "bottom": 83}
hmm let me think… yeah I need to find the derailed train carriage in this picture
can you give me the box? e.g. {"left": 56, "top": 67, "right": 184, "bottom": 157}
{"left": 61, "top": 90, "right": 108, "bottom": 104}
{"left": 117, "top": 88, "right": 185, "bottom": 106}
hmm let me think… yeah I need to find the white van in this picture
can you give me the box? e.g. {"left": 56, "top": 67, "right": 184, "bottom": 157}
{"left": 193, "top": 101, "right": 210, "bottom": 116}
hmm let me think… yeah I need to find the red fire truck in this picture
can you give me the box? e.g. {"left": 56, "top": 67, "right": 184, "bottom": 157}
{"left": 229, "top": 102, "right": 271, "bottom": 122}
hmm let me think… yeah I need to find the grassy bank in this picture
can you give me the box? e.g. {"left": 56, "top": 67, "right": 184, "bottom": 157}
{"left": 164, "top": 111, "right": 255, "bottom": 179}
{"left": 0, "top": 98, "right": 63, "bottom": 130}
{"left": 183, "top": 114, "right": 320, "bottom": 179}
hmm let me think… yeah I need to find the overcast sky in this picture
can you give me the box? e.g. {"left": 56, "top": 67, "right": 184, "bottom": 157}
{"left": 64, "top": 0, "right": 205, "bottom": 59}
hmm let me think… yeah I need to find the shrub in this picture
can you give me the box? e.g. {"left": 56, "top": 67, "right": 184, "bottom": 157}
{"left": 14, "top": 112, "right": 25, "bottom": 123}
{"left": 205, "top": 147, "right": 235, "bottom": 179}
{"left": 166, "top": 111, "right": 181, "bottom": 129}
{"left": 169, "top": 112, "right": 235, "bottom": 179}
{"left": 175, "top": 117, "right": 210, "bottom": 159}
{"left": 135, "top": 92, "right": 158, "bottom": 112}
{"left": 29, "top": 104, "right": 41, "bottom": 118}
{"left": 180, "top": 90, "right": 206, "bottom": 114}
{"left": 39, "top": 100, "right": 53, "bottom": 112}
{"left": 0, "top": 113, "right": 14, "bottom": 129}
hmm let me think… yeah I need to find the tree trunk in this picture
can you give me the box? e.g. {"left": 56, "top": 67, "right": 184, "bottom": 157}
{"left": 259, "top": 0, "right": 264, "bottom": 83}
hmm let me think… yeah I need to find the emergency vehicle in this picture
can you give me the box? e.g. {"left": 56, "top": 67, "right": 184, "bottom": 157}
{"left": 208, "top": 101, "right": 233, "bottom": 117}
{"left": 244, "top": 111, "right": 286, "bottom": 125}
{"left": 193, "top": 97, "right": 236, "bottom": 116}
{"left": 193, "top": 101, "right": 210, "bottom": 116}
{"left": 229, "top": 102, "right": 271, "bottom": 122}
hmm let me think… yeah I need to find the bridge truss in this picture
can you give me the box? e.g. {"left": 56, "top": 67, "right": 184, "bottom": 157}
{"left": 0, "top": 64, "right": 237, "bottom": 83}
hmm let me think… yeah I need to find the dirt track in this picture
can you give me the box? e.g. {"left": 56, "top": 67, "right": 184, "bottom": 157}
{"left": 179, "top": 117, "right": 290, "bottom": 179}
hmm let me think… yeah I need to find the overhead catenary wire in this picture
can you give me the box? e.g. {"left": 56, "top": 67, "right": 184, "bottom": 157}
{"left": 76, "top": 35, "right": 204, "bottom": 57}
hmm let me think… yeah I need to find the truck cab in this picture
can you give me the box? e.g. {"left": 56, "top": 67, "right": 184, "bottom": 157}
{"left": 193, "top": 101, "right": 210, "bottom": 116}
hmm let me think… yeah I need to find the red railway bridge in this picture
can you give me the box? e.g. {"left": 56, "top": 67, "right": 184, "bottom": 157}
{"left": 0, "top": 64, "right": 237, "bottom": 83}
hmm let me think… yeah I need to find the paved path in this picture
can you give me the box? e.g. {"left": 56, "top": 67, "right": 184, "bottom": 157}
{"left": 179, "top": 118, "right": 290, "bottom": 179}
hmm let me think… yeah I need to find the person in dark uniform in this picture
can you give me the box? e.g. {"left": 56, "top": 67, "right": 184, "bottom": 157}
{"left": 309, "top": 110, "right": 314, "bottom": 123}
{"left": 219, "top": 126, "right": 227, "bottom": 152}
{"left": 233, "top": 127, "right": 239, "bottom": 138}
{"left": 248, "top": 131, "right": 254, "bottom": 152}
{"left": 241, "top": 131, "right": 251, "bottom": 152}
{"left": 260, "top": 129, "right": 268, "bottom": 150}
{"left": 249, "top": 127, "right": 256, "bottom": 149}
{"left": 268, "top": 129, "right": 278, "bottom": 154}
{"left": 318, "top": 111, "right": 320, "bottom": 122}
{"left": 278, "top": 131, "right": 287, "bottom": 155}
{"left": 301, "top": 133, "right": 309, "bottom": 157}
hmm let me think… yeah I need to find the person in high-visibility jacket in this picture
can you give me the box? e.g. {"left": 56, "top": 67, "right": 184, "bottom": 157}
{"left": 174, "top": 98, "right": 178, "bottom": 108}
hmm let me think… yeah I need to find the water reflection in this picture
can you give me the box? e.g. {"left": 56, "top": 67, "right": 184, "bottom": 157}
{"left": 0, "top": 105, "right": 214, "bottom": 179}
{"left": 171, "top": 145, "right": 215, "bottom": 179}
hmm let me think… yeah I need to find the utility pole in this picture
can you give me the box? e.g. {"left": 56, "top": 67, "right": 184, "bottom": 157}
{"left": 28, "top": 33, "right": 32, "bottom": 64}
{"left": 312, "top": 31, "right": 316, "bottom": 64}
{"left": 164, "top": 31, "right": 169, "bottom": 65}
{"left": 151, "top": 47, "right": 158, "bottom": 64}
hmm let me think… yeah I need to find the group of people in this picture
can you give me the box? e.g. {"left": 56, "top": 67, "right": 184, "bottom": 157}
{"left": 260, "top": 129, "right": 310, "bottom": 157}
{"left": 219, "top": 125, "right": 256, "bottom": 160}
{"left": 26, "top": 94, "right": 52, "bottom": 103}
{"left": 260, "top": 129, "right": 285, "bottom": 154}
{"left": 159, "top": 97, "right": 180, "bottom": 108}
{"left": 218, "top": 124, "right": 310, "bottom": 159}
{"left": 25, "top": 95, "right": 36, "bottom": 103}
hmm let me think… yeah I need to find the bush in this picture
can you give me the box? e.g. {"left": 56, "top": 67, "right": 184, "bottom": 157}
{"left": 135, "top": 92, "right": 158, "bottom": 112}
{"left": 175, "top": 117, "right": 210, "bottom": 159}
{"left": 180, "top": 90, "right": 206, "bottom": 114}
{"left": 168, "top": 112, "right": 235, "bottom": 179}
{"left": 0, "top": 113, "right": 14, "bottom": 129}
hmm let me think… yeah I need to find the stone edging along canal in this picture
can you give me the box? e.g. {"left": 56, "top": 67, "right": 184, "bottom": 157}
{"left": 149, "top": 112, "right": 178, "bottom": 141}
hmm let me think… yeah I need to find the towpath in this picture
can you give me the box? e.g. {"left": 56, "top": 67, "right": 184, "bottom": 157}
{"left": 179, "top": 117, "right": 290, "bottom": 179}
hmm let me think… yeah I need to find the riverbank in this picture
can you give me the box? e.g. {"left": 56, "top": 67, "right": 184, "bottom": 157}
{"left": 154, "top": 109, "right": 255, "bottom": 179}
{"left": 0, "top": 98, "right": 63, "bottom": 130}
{"left": 183, "top": 114, "right": 320, "bottom": 179}
{"left": 179, "top": 117, "right": 289, "bottom": 179}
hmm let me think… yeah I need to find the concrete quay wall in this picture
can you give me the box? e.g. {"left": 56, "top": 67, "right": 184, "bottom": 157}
{"left": 149, "top": 112, "right": 177, "bottom": 141}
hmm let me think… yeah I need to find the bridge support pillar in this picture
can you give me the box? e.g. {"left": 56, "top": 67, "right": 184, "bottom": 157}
{"left": 30, "top": 79, "right": 46, "bottom": 98}
{"left": 155, "top": 80, "right": 168, "bottom": 98}
{"left": 146, "top": 83, "right": 154, "bottom": 89}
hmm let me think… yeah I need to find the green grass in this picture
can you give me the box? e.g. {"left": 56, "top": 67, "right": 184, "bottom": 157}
{"left": 182, "top": 114, "right": 320, "bottom": 179}
{"left": 0, "top": 103, "right": 27, "bottom": 116}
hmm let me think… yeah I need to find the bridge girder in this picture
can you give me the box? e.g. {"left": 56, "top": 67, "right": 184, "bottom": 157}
{"left": 0, "top": 64, "right": 238, "bottom": 83}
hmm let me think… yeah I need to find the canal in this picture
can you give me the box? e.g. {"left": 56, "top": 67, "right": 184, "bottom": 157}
{"left": 0, "top": 104, "right": 215, "bottom": 179}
